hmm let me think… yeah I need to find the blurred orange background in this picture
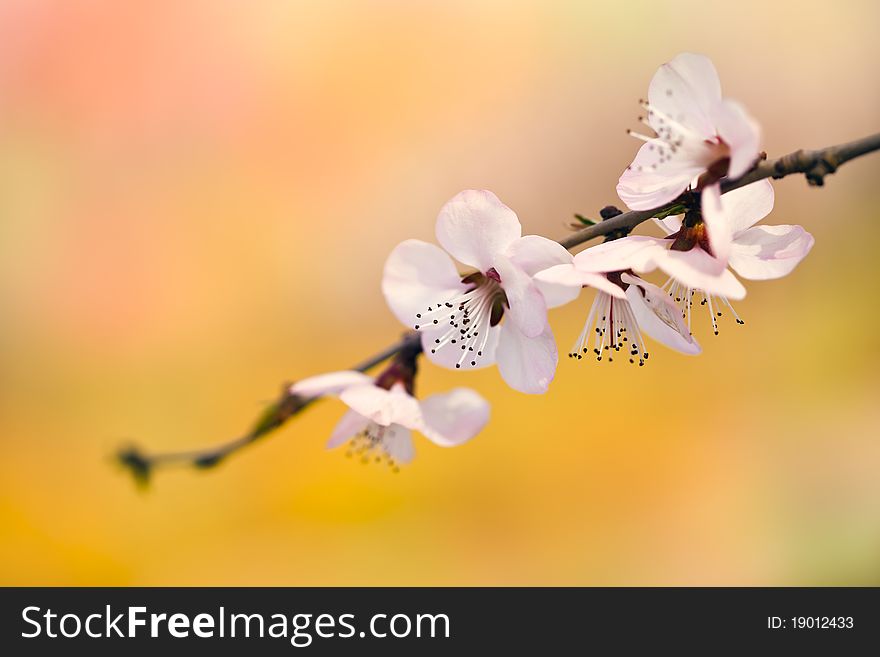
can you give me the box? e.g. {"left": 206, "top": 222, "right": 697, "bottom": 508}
{"left": 1, "top": 0, "right": 879, "bottom": 586}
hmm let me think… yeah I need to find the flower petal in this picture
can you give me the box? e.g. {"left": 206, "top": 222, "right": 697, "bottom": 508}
{"left": 418, "top": 388, "right": 491, "bottom": 447}
{"left": 719, "top": 180, "right": 775, "bottom": 236}
{"left": 435, "top": 190, "right": 521, "bottom": 271}
{"left": 504, "top": 234, "right": 571, "bottom": 274}
{"left": 493, "top": 254, "right": 548, "bottom": 338}
{"left": 382, "top": 239, "right": 466, "bottom": 328}
{"left": 647, "top": 52, "right": 721, "bottom": 138}
{"left": 421, "top": 323, "right": 500, "bottom": 371}
{"left": 617, "top": 140, "right": 704, "bottom": 210}
{"left": 653, "top": 213, "right": 683, "bottom": 235}
{"left": 495, "top": 323, "right": 558, "bottom": 394}
{"left": 728, "top": 224, "right": 814, "bottom": 280}
{"left": 290, "top": 370, "right": 374, "bottom": 398}
{"left": 327, "top": 409, "right": 371, "bottom": 449}
{"left": 505, "top": 235, "right": 580, "bottom": 308}
{"left": 534, "top": 263, "right": 627, "bottom": 299}
{"left": 622, "top": 274, "right": 701, "bottom": 355}
{"left": 652, "top": 248, "right": 747, "bottom": 300}
{"left": 700, "top": 183, "right": 733, "bottom": 269}
{"left": 339, "top": 384, "right": 423, "bottom": 429}
{"left": 383, "top": 425, "right": 415, "bottom": 465}
{"left": 533, "top": 269, "right": 584, "bottom": 309}
{"left": 712, "top": 98, "right": 761, "bottom": 179}
{"left": 573, "top": 235, "right": 662, "bottom": 274}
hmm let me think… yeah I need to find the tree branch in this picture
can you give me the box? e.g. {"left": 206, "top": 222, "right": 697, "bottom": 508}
{"left": 117, "top": 332, "right": 420, "bottom": 485}
{"left": 118, "top": 132, "right": 880, "bottom": 485}
{"left": 558, "top": 132, "right": 880, "bottom": 250}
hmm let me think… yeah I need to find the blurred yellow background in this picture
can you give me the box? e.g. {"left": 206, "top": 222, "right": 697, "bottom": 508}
{"left": 1, "top": 0, "right": 879, "bottom": 586}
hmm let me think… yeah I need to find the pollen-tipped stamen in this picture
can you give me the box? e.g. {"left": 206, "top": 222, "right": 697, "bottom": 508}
{"left": 414, "top": 277, "right": 502, "bottom": 369}
{"left": 626, "top": 99, "right": 722, "bottom": 174}
{"left": 344, "top": 424, "right": 401, "bottom": 472}
{"left": 569, "top": 290, "right": 647, "bottom": 367}
{"left": 661, "top": 277, "right": 745, "bottom": 335}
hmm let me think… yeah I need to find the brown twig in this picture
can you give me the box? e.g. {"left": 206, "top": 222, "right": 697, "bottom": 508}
{"left": 118, "top": 132, "right": 880, "bottom": 485}
{"left": 558, "top": 132, "right": 880, "bottom": 250}
{"left": 118, "top": 333, "right": 420, "bottom": 485}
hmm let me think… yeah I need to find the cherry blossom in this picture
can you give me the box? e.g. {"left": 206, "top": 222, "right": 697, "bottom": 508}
{"left": 617, "top": 52, "right": 761, "bottom": 267}
{"left": 382, "top": 190, "right": 578, "bottom": 394}
{"left": 535, "top": 244, "right": 701, "bottom": 364}
{"left": 290, "top": 370, "right": 490, "bottom": 469}
{"left": 577, "top": 181, "right": 813, "bottom": 334}
{"left": 652, "top": 180, "right": 813, "bottom": 334}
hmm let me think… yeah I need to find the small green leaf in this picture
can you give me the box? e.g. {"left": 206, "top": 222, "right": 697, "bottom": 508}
{"left": 573, "top": 213, "right": 596, "bottom": 226}
{"left": 651, "top": 204, "right": 687, "bottom": 220}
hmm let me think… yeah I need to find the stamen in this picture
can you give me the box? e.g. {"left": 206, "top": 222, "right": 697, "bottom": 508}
{"left": 661, "top": 277, "right": 744, "bottom": 335}
{"left": 705, "top": 293, "right": 719, "bottom": 335}
{"left": 638, "top": 100, "right": 705, "bottom": 141}
{"left": 569, "top": 289, "right": 646, "bottom": 366}
{"left": 627, "top": 99, "right": 725, "bottom": 172}
{"left": 721, "top": 296, "right": 745, "bottom": 325}
{"left": 344, "top": 423, "right": 402, "bottom": 472}
{"left": 415, "top": 277, "right": 503, "bottom": 369}
{"left": 626, "top": 128, "right": 656, "bottom": 143}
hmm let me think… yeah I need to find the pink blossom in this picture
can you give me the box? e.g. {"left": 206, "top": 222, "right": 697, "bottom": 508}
{"left": 566, "top": 181, "right": 814, "bottom": 335}
{"left": 617, "top": 52, "right": 761, "bottom": 267}
{"left": 383, "top": 190, "right": 579, "bottom": 394}
{"left": 290, "top": 370, "right": 490, "bottom": 468}
{"left": 653, "top": 181, "right": 813, "bottom": 334}
{"left": 536, "top": 246, "right": 700, "bottom": 363}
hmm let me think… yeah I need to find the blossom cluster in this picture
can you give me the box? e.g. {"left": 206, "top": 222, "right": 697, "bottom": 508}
{"left": 298, "top": 53, "right": 813, "bottom": 467}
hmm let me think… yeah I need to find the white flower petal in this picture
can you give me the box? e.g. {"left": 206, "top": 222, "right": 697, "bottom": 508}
{"left": 435, "top": 190, "right": 521, "bottom": 271}
{"left": 504, "top": 234, "right": 572, "bottom": 274}
{"left": 647, "top": 52, "right": 721, "bottom": 138}
{"left": 712, "top": 98, "right": 761, "bottom": 179}
{"left": 653, "top": 213, "right": 683, "bottom": 235}
{"left": 327, "top": 409, "right": 371, "bottom": 449}
{"left": 339, "top": 384, "right": 423, "bottom": 429}
{"left": 534, "top": 263, "right": 628, "bottom": 299}
{"left": 532, "top": 270, "right": 583, "bottom": 309}
{"left": 418, "top": 388, "right": 491, "bottom": 447}
{"left": 382, "top": 239, "right": 466, "bottom": 328}
{"left": 617, "top": 140, "right": 704, "bottom": 210}
{"left": 573, "top": 235, "right": 662, "bottom": 274}
{"left": 505, "top": 235, "right": 580, "bottom": 308}
{"left": 290, "top": 370, "right": 373, "bottom": 398}
{"left": 653, "top": 248, "right": 747, "bottom": 300}
{"left": 623, "top": 274, "right": 701, "bottom": 355}
{"left": 728, "top": 224, "right": 814, "bottom": 280}
{"left": 493, "top": 254, "right": 548, "bottom": 339}
{"left": 495, "top": 323, "right": 558, "bottom": 395}
{"left": 383, "top": 425, "right": 415, "bottom": 465}
{"left": 720, "top": 180, "right": 775, "bottom": 236}
{"left": 700, "top": 183, "right": 733, "bottom": 269}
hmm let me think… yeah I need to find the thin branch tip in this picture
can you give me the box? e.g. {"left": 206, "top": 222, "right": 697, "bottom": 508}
{"left": 117, "top": 445, "right": 152, "bottom": 488}
{"left": 116, "top": 332, "right": 420, "bottom": 487}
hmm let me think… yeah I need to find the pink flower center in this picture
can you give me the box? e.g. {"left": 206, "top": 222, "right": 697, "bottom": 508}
{"left": 668, "top": 220, "right": 712, "bottom": 254}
